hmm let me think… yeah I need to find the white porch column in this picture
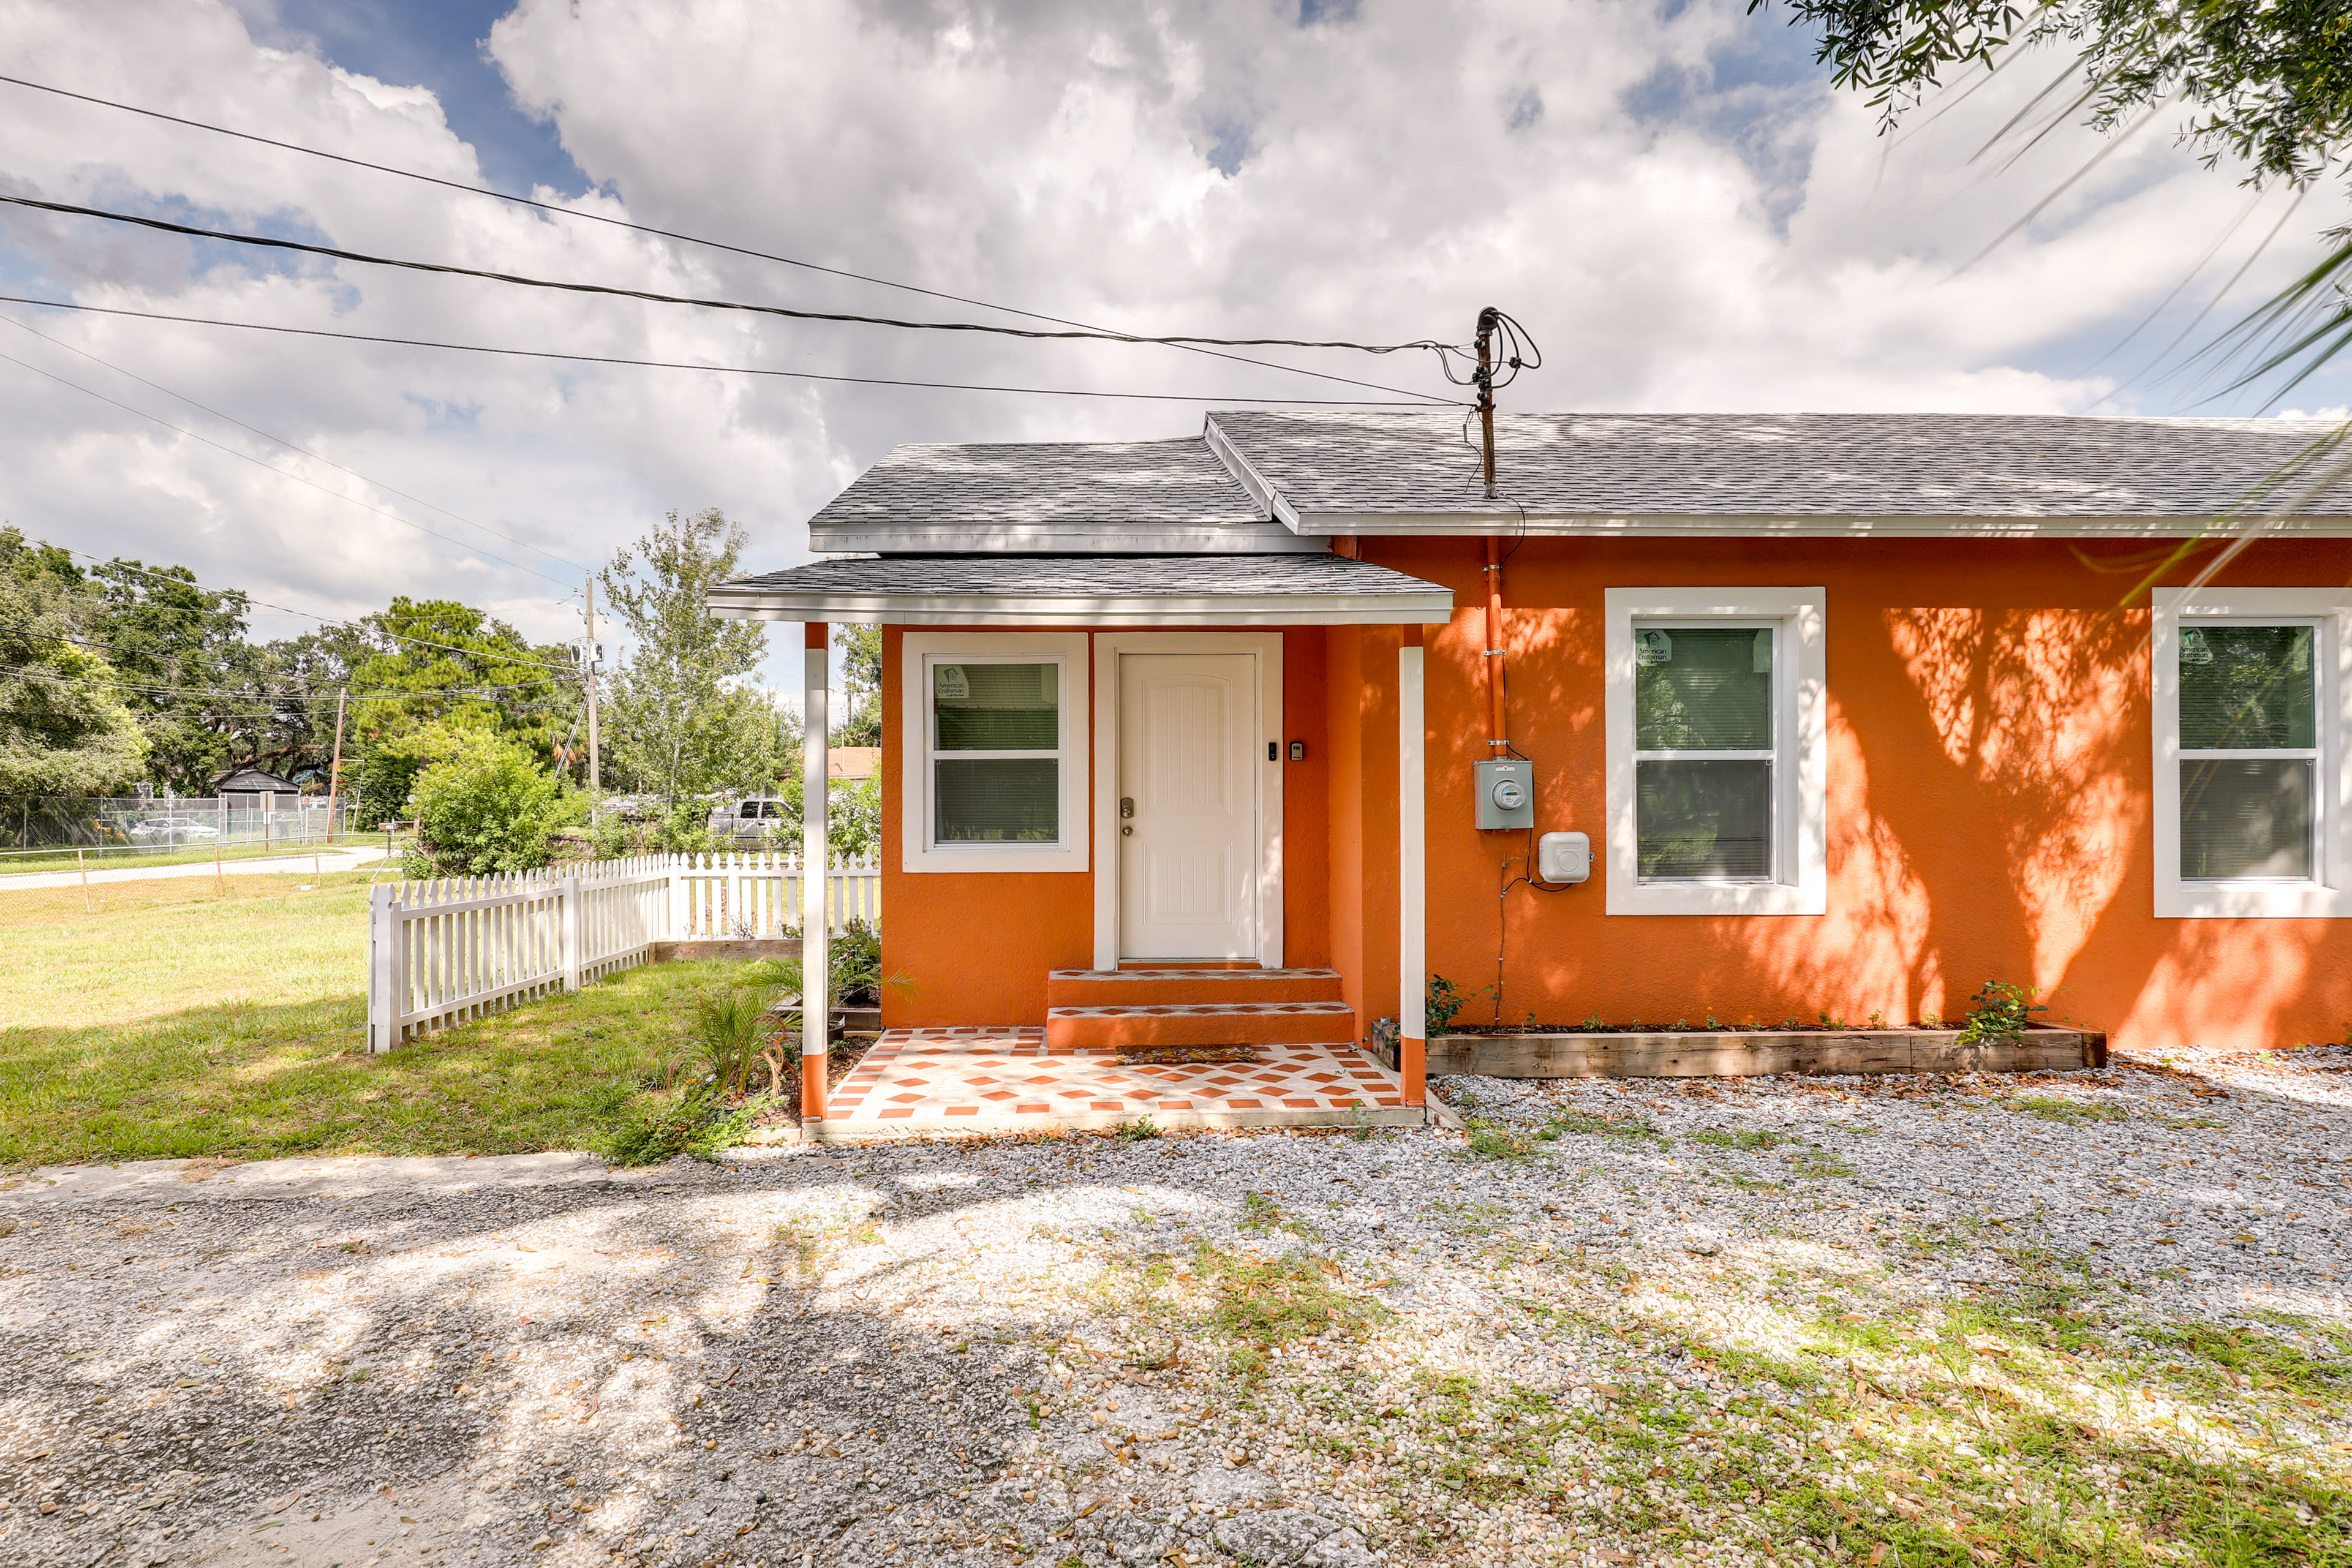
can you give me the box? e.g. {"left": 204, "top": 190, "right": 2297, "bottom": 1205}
{"left": 1398, "top": 630, "right": 1427, "bottom": 1107}
{"left": 801, "top": 621, "right": 831, "bottom": 1133}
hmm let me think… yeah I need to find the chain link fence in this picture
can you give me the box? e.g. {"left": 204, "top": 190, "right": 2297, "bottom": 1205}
{"left": 0, "top": 796, "right": 356, "bottom": 865}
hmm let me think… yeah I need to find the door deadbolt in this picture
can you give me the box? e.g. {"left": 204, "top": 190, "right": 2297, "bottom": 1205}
{"left": 1120, "top": 796, "right": 1134, "bottom": 819}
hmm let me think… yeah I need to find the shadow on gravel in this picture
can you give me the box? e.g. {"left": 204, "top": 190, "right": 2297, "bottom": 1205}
{"left": 0, "top": 1169, "right": 1129, "bottom": 1567}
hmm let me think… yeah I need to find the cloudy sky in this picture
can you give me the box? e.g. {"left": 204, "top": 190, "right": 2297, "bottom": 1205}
{"left": 3, "top": 0, "right": 2345, "bottom": 687}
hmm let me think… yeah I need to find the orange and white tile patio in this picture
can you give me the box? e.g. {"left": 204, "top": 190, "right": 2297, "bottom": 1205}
{"left": 816, "top": 1027, "right": 1424, "bottom": 1140}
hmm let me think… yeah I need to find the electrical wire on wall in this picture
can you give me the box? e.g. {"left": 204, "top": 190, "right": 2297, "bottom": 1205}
{"left": 1447, "top": 307, "right": 1566, "bottom": 1024}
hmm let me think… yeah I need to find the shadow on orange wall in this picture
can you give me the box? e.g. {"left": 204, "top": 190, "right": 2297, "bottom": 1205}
{"left": 1380, "top": 535, "right": 2350, "bottom": 1050}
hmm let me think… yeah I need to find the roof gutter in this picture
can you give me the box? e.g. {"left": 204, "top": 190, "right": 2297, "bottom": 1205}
{"left": 1284, "top": 511, "right": 2352, "bottom": 538}
{"left": 706, "top": 585, "right": 1453, "bottom": 627}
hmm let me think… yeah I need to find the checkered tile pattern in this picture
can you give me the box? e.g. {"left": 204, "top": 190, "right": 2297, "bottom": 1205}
{"left": 820, "top": 1027, "right": 1415, "bottom": 1138}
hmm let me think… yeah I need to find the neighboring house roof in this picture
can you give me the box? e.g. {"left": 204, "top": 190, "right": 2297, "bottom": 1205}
{"left": 827, "top": 747, "right": 881, "bottom": 780}
{"left": 707, "top": 554, "right": 1453, "bottom": 625}
{"left": 1205, "top": 410, "right": 2352, "bottom": 537}
{"left": 805, "top": 436, "right": 1323, "bottom": 554}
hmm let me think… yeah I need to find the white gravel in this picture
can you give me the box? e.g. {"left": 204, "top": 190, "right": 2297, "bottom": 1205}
{"left": 0, "top": 1046, "right": 2343, "bottom": 1567}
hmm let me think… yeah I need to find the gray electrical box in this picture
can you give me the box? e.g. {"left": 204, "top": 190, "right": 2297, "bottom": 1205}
{"left": 1474, "top": 760, "right": 1535, "bottom": 830}
{"left": 1537, "top": 831, "right": 1591, "bottom": 883}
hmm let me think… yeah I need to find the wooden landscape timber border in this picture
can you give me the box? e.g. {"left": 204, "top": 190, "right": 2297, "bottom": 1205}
{"left": 1425, "top": 1026, "right": 2106, "bottom": 1080}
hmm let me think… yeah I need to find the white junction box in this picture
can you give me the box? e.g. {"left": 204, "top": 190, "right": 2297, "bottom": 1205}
{"left": 1537, "top": 831, "right": 1592, "bottom": 884}
{"left": 1474, "top": 760, "right": 1534, "bottom": 831}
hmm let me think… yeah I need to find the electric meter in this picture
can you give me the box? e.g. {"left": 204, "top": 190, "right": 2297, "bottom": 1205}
{"left": 1473, "top": 759, "right": 1534, "bottom": 830}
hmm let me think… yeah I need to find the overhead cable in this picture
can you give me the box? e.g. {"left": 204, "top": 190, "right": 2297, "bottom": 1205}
{"left": 0, "top": 295, "right": 1439, "bottom": 406}
{"left": 0, "top": 195, "right": 1475, "bottom": 386}
{"left": 6, "top": 625, "right": 577, "bottom": 701}
{"left": 0, "top": 310, "right": 590, "bottom": 576}
{"left": 0, "top": 349, "right": 580, "bottom": 589}
{"left": 50, "top": 546, "right": 578, "bottom": 673}
{"left": 14, "top": 664, "right": 576, "bottom": 703}
{"left": 0, "top": 72, "right": 1452, "bottom": 404}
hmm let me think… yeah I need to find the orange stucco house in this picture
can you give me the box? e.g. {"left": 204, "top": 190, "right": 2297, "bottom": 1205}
{"left": 710, "top": 410, "right": 2352, "bottom": 1132}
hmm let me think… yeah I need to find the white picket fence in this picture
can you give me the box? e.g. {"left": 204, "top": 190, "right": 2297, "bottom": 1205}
{"left": 366, "top": 852, "right": 880, "bottom": 1052}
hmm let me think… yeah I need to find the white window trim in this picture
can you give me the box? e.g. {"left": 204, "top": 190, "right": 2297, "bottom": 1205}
{"left": 2152, "top": 587, "right": 2352, "bottom": 918}
{"left": 1604, "top": 587, "right": 1828, "bottom": 916}
{"left": 1091, "top": 631, "right": 1285, "bottom": 971}
{"left": 900, "top": 631, "right": 1090, "bottom": 874}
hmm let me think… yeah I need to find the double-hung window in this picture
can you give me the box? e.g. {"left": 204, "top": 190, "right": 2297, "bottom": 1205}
{"left": 1604, "top": 589, "right": 1826, "bottom": 915}
{"left": 1633, "top": 624, "right": 1777, "bottom": 880}
{"left": 2154, "top": 589, "right": 2350, "bottom": 917}
{"left": 933, "top": 662, "right": 1061, "bottom": 843}
{"left": 900, "top": 631, "right": 1088, "bottom": 873}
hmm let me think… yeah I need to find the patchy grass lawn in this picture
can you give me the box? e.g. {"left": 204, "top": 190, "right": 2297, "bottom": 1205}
{"left": 1073, "top": 1196, "right": 2351, "bottom": 1567}
{"left": 0, "top": 871, "right": 756, "bottom": 1168}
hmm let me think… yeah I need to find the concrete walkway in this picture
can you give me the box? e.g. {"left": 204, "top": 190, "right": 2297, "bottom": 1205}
{"left": 0, "top": 843, "right": 391, "bottom": 891}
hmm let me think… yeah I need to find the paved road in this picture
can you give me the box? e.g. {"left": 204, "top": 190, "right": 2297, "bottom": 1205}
{"left": 0, "top": 843, "right": 391, "bottom": 891}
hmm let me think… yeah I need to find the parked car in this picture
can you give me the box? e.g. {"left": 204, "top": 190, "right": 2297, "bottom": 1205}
{"left": 129, "top": 816, "right": 220, "bottom": 841}
{"left": 710, "top": 796, "right": 793, "bottom": 845}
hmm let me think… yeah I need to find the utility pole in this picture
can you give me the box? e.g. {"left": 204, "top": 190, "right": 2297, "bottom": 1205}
{"left": 1475, "top": 306, "right": 1508, "bottom": 752}
{"left": 582, "top": 575, "right": 602, "bottom": 822}
{"left": 1475, "top": 305, "right": 1500, "bottom": 499}
{"left": 325, "top": 687, "right": 348, "bottom": 843}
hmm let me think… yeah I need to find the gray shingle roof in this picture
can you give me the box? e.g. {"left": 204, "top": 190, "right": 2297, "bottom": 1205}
{"left": 707, "top": 554, "right": 1452, "bottom": 625}
{"left": 1208, "top": 410, "right": 2352, "bottom": 519}
{"left": 803, "top": 436, "right": 1317, "bottom": 552}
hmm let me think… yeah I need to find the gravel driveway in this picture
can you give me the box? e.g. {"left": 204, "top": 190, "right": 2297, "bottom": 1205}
{"left": 1, "top": 1047, "right": 2345, "bottom": 1568}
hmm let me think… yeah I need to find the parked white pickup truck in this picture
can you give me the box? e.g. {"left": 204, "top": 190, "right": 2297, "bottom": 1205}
{"left": 710, "top": 796, "right": 793, "bottom": 845}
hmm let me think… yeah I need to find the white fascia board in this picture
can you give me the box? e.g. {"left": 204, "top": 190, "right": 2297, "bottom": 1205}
{"left": 808, "top": 523, "right": 1325, "bottom": 554}
{"left": 707, "top": 590, "right": 1455, "bottom": 625}
{"left": 1292, "top": 511, "right": 2352, "bottom": 538}
{"left": 1202, "top": 417, "right": 1302, "bottom": 530}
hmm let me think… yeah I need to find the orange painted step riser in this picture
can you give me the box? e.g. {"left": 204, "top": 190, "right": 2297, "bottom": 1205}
{"left": 1046, "top": 1013, "right": 1358, "bottom": 1050}
{"left": 1047, "top": 977, "right": 1344, "bottom": 1008}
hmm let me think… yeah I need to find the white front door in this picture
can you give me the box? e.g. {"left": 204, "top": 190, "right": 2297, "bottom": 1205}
{"left": 1118, "top": 653, "right": 1257, "bottom": 960}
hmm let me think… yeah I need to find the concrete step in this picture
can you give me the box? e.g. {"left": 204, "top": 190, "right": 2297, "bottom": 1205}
{"left": 1044, "top": 1000, "right": 1357, "bottom": 1051}
{"left": 1046, "top": 966, "right": 1344, "bottom": 1008}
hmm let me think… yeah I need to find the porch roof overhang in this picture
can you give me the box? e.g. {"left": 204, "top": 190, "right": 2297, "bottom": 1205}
{"left": 707, "top": 553, "right": 1453, "bottom": 625}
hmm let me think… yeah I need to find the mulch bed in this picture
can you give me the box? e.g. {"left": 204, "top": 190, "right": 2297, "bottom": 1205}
{"left": 1115, "top": 1045, "right": 1263, "bottom": 1066}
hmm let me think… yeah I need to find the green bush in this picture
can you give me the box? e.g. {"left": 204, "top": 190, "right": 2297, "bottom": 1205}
{"left": 405, "top": 738, "right": 581, "bottom": 876}
{"left": 587, "top": 799, "right": 722, "bottom": 859}
{"left": 1426, "top": 973, "right": 1468, "bottom": 1035}
{"left": 1957, "top": 979, "right": 2047, "bottom": 1044}
{"left": 356, "top": 725, "right": 475, "bottom": 831}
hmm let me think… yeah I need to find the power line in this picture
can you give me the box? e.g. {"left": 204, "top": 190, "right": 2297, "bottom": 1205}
{"left": 0, "top": 195, "right": 1476, "bottom": 387}
{"left": 15, "top": 664, "right": 576, "bottom": 703}
{"left": 0, "top": 72, "right": 1455, "bottom": 405}
{"left": 0, "top": 309, "right": 591, "bottom": 576}
{"left": 49, "top": 545, "right": 578, "bottom": 672}
{"left": 5, "top": 622, "right": 579, "bottom": 701}
{"left": 0, "top": 295, "right": 1439, "bottom": 406}
{"left": 0, "top": 348, "right": 579, "bottom": 589}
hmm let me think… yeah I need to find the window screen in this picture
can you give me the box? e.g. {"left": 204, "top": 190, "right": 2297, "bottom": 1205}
{"left": 932, "top": 662, "right": 1060, "bottom": 843}
{"left": 1634, "top": 626, "right": 1776, "bottom": 880}
{"left": 2179, "top": 626, "right": 2316, "bottom": 880}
